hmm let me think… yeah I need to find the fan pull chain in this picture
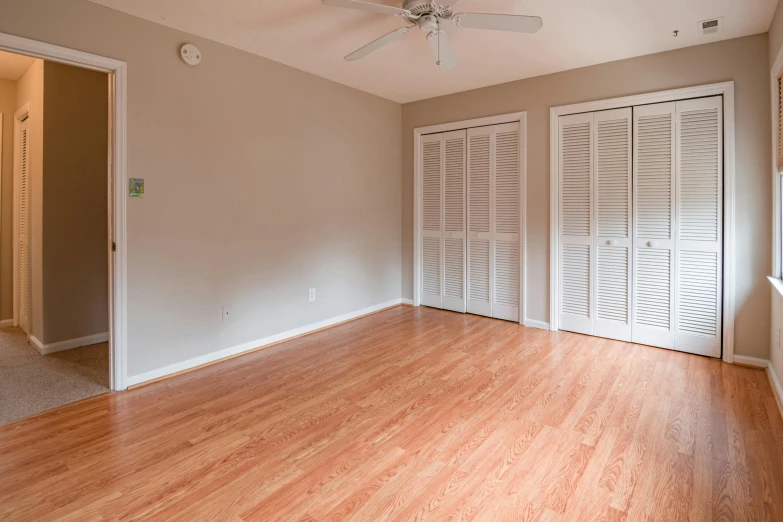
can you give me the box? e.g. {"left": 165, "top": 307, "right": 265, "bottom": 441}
{"left": 436, "top": 19, "right": 441, "bottom": 66}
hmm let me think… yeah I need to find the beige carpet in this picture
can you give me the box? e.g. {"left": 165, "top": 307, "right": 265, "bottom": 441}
{"left": 0, "top": 327, "right": 109, "bottom": 425}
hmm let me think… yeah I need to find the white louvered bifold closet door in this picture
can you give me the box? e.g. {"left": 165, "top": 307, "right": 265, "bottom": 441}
{"left": 673, "top": 96, "right": 722, "bottom": 357}
{"left": 632, "top": 102, "right": 676, "bottom": 350}
{"left": 19, "top": 119, "right": 30, "bottom": 334}
{"left": 421, "top": 133, "right": 443, "bottom": 308}
{"left": 467, "top": 127, "right": 493, "bottom": 317}
{"left": 442, "top": 130, "right": 467, "bottom": 313}
{"left": 593, "top": 108, "right": 633, "bottom": 342}
{"left": 467, "top": 123, "right": 520, "bottom": 321}
{"left": 558, "top": 113, "right": 594, "bottom": 335}
{"left": 420, "top": 131, "right": 467, "bottom": 311}
{"left": 492, "top": 123, "right": 521, "bottom": 321}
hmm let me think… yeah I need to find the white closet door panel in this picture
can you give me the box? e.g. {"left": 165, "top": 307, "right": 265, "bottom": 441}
{"left": 493, "top": 123, "right": 520, "bottom": 322}
{"left": 593, "top": 108, "right": 632, "bottom": 341}
{"left": 443, "top": 130, "right": 467, "bottom": 313}
{"left": 421, "top": 134, "right": 443, "bottom": 308}
{"left": 559, "top": 113, "right": 593, "bottom": 334}
{"left": 467, "top": 127, "right": 492, "bottom": 317}
{"left": 674, "top": 97, "right": 722, "bottom": 357}
{"left": 633, "top": 103, "right": 676, "bottom": 349}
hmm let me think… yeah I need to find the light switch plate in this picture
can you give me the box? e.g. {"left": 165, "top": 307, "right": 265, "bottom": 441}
{"left": 309, "top": 289, "right": 316, "bottom": 302}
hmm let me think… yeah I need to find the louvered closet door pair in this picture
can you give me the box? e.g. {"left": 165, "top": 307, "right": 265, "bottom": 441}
{"left": 558, "top": 97, "right": 723, "bottom": 358}
{"left": 420, "top": 122, "right": 521, "bottom": 322}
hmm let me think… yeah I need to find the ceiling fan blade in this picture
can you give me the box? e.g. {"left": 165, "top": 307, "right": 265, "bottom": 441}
{"left": 427, "top": 30, "right": 458, "bottom": 72}
{"left": 452, "top": 13, "right": 543, "bottom": 33}
{"left": 322, "top": 0, "right": 411, "bottom": 17}
{"left": 345, "top": 27, "right": 411, "bottom": 61}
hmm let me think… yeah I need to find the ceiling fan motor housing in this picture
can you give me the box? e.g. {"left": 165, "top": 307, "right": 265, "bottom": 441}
{"left": 402, "top": 0, "right": 453, "bottom": 22}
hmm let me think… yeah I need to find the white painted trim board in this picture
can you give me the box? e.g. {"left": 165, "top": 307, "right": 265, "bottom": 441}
{"left": 0, "top": 319, "right": 13, "bottom": 328}
{"left": 732, "top": 356, "right": 783, "bottom": 423}
{"left": 127, "top": 299, "right": 405, "bottom": 387}
{"left": 30, "top": 332, "right": 109, "bottom": 355}
{"left": 0, "top": 31, "right": 129, "bottom": 391}
{"left": 549, "top": 81, "right": 736, "bottom": 364}
{"left": 413, "top": 111, "right": 528, "bottom": 324}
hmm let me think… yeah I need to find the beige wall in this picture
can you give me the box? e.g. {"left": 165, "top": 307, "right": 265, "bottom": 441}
{"left": 16, "top": 59, "right": 44, "bottom": 341}
{"left": 0, "top": 78, "right": 16, "bottom": 322}
{"left": 0, "top": 0, "right": 402, "bottom": 377}
{"left": 402, "top": 34, "right": 772, "bottom": 359}
{"left": 770, "top": 0, "right": 783, "bottom": 66}
{"left": 41, "top": 61, "right": 109, "bottom": 345}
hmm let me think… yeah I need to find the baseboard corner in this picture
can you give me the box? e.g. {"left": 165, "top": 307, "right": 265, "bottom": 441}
{"left": 767, "top": 364, "right": 783, "bottom": 421}
{"left": 0, "top": 318, "right": 13, "bottom": 328}
{"left": 523, "top": 318, "right": 551, "bottom": 331}
{"left": 733, "top": 355, "right": 769, "bottom": 369}
{"left": 401, "top": 298, "right": 414, "bottom": 306}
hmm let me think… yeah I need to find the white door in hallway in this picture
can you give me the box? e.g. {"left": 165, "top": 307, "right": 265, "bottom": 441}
{"left": 18, "top": 118, "right": 30, "bottom": 335}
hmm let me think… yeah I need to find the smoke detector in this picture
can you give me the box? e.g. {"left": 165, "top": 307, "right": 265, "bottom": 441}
{"left": 698, "top": 18, "right": 723, "bottom": 37}
{"left": 180, "top": 44, "right": 202, "bottom": 66}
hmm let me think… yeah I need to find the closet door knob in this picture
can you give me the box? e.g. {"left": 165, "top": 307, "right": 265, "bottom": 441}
{"left": 647, "top": 241, "right": 656, "bottom": 247}
{"left": 606, "top": 240, "right": 616, "bottom": 246}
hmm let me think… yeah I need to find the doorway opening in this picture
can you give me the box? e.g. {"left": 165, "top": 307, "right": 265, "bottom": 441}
{"left": 0, "top": 35, "right": 128, "bottom": 423}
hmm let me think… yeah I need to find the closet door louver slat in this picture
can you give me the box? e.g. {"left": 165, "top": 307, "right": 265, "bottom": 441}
{"left": 632, "top": 102, "right": 676, "bottom": 349}
{"left": 559, "top": 113, "right": 593, "bottom": 335}
{"left": 593, "top": 108, "right": 632, "bottom": 342}
{"left": 674, "top": 97, "right": 722, "bottom": 357}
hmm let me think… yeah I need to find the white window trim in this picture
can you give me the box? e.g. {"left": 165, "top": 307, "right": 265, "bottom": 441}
{"left": 413, "top": 112, "right": 528, "bottom": 325}
{"left": 550, "top": 81, "right": 736, "bottom": 363}
{"left": 0, "top": 32, "right": 129, "bottom": 391}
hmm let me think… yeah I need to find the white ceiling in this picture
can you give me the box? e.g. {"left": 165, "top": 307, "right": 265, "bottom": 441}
{"left": 89, "top": 0, "right": 778, "bottom": 103}
{"left": 0, "top": 50, "right": 36, "bottom": 82}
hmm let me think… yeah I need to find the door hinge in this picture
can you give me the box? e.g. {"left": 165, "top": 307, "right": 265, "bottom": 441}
{"left": 112, "top": 241, "right": 116, "bottom": 252}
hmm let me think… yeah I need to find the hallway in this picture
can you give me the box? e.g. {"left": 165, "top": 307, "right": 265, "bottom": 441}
{"left": 0, "top": 326, "right": 108, "bottom": 424}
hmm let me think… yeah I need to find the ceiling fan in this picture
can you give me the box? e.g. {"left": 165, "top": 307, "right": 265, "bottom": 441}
{"left": 322, "top": 0, "right": 543, "bottom": 71}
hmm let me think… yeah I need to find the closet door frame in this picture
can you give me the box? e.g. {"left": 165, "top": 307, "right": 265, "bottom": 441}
{"left": 550, "top": 81, "right": 736, "bottom": 363}
{"left": 414, "top": 112, "right": 527, "bottom": 324}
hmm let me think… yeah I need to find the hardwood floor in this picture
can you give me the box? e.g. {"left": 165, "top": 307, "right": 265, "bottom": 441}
{"left": 1, "top": 305, "right": 782, "bottom": 521}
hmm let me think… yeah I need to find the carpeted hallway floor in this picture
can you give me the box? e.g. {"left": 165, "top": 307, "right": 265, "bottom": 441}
{"left": 0, "top": 327, "right": 109, "bottom": 424}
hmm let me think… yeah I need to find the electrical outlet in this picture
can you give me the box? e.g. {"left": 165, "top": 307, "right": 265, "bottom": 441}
{"left": 222, "top": 305, "right": 232, "bottom": 322}
{"left": 309, "top": 288, "right": 316, "bottom": 303}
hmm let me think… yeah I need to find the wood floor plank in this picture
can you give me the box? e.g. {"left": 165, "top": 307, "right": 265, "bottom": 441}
{"left": 1, "top": 306, "right": 783, "bottom": 521}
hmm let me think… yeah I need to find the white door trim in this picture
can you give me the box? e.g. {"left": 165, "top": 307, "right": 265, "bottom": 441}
{"left": 550, "top": 81, "right": 736, "bottom": 363}
{"left": 414, "top": 111, "right": 527, "bottom": 324}
{"left": 0, "top": 32, "right": 129, "bottom": 390}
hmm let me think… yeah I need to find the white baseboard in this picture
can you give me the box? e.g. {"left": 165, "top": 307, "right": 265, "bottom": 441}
{"left": 31, "top": 332, "right": 109, "bottom": 355}
{"left": 523, "top": 318, "right": 551, "bottom": 331}
{"left": 733, "top": 355, "right": 769, "bottom": 368}
{"left": 401, "top": 298, "right": 414, "bottom": 306}
{"left": 767, "top": 363, "right": 783, "bottom": 422}
{"left": 0, "top": 318, "right": 13, "bottom": 328}
{"left": 127, "top": 298, "right": 404, "bottom": 387}
{"left": 731, "top": 356, "right": 783, "bottom": 421}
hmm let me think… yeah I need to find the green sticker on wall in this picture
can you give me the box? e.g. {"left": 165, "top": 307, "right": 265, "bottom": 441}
{"left": 129, "top": 178, "right": 144, "bottom": 198}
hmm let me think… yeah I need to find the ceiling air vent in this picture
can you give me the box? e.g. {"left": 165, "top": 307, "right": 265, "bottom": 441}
{"left": 698, "top": 18, "right": 723, "bottom": 36}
